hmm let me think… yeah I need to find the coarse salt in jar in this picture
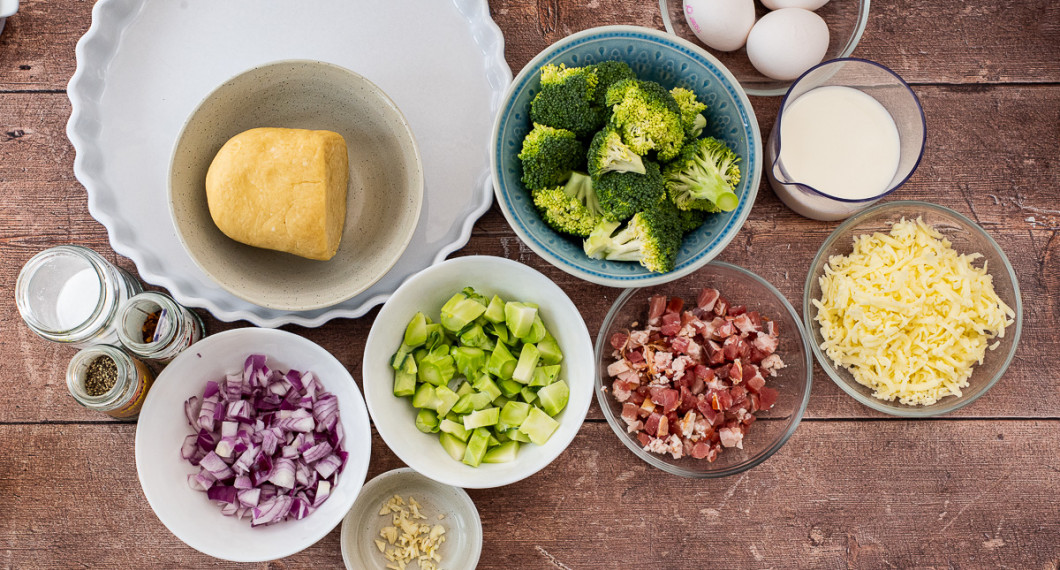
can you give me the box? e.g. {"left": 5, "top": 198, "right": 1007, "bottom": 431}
{"left": 66, "top": 345, "right": 154, "bottom": 420}
{"left": 15, "top": 245, "right": 142, "bottom": 349}
{"left": 117, "top": 291, "right": 205, "bottom": 363}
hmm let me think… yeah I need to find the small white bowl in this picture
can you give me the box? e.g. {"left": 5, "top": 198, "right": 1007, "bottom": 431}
{"left": 340, "top": 468, "right": 482, "bottom": 570}
{"left": 362, "top": 256, "right": 594, "bottom": 489}
{"left": 134, "top": 328, "right": 372, "bottom": 562}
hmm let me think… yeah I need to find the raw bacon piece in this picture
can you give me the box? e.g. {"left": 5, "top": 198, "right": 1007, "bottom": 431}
{"left": 697, "top": 288, "right": 720, "bottom": 311}
{"left": 647, "top": 295, "right": 667, "bottom": 326}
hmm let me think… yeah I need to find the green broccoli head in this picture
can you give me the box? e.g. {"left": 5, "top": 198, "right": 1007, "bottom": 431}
{"left": 594, "top": 160, "right": 666, "bottom": 222}
{"left": 587, "top": 126, "right": 646, "bottom": 177}
{"left": 605, "top": 79, "right": 686, "bottom": 161}
{"left": 531, "top": 172, "right": 603, "bottom": 237}
{"left": 662, "top": 136, "right": 741, "bottom": 213}
{"left": 676, "top": 207, "right": 708, "bottom": 233}
{"left": 518, "top": 123, "right": 585, "bottom": 191}
{"left": 671, "top": 87, "right": 708, "bottom": 139}
{"left": 529, "top": 64, "right": 605, "bottom": 138}
{"left": 586, "top": 60, "right": 636, "bottom": 108}
{"left": 582, "top": 200, "right": 682, "bottom": 273}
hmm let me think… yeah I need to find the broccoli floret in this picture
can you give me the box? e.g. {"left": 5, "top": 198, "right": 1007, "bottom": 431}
{"left": 582, "top": 201, "right": 682, "bottom": 273}
{"left": 594, "top": 160, "right": 666, "bottom": 222}
{"left": 531, "top": 172, "right": 603, "bottom": 237}
{"left": 518, "top": 123, "right": 585, "bottom": 191}
{"left": 529, "top": 64, "right": 605, "bottom": 138}
{"left": 587, "top": 126, "right": 646, "bottom": 177}
{"left": 605, "top": 79, "right": 686, "bottom": 161}
{"left": 662, "top": 137, "right": 741, "bottom": 212}
{"left": 671, "top": 87, "right": 708, "bottom": 139}
{"left": 587, "top": 60, "right": 636, "bottom": 108}
{"left": 676, "top": 207, "right": 708, "bottom": 233}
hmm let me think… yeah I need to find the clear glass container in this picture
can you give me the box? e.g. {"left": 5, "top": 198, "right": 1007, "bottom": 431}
{"left": 66, "top": 344, "right": 155, "bottom": 420}
{"left": 16, "top": 245, "right": 142, "bottom": 348}
{"left": 117, "top": 291, "right": 205, "bottom": 363}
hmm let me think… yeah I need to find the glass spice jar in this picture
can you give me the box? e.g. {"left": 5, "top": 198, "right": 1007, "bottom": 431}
{"left": 117, "top": 291, "right": 205, "bottom": 363}
{"left": 15, "top": 245, "right": 142, "bottom": 349}
{"left": 66, "top": 345, "right": 154, "bottom": 421}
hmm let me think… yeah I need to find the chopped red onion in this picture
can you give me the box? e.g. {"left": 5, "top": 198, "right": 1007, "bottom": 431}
{"left": 182, "top": 355, "right": 346, "bottom": 526}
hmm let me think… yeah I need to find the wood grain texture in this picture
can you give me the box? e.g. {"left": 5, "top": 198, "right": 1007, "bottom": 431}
{"left": 1, "top": 86, "right": 1057, "bottom": 422}
{"left": 0, "top": 422, "right": 1057, "bottom": 569}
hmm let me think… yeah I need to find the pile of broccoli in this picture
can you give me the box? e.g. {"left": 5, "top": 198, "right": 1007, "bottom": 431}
{"left": 517, "top": 60, "right": 741, "bottom": 274}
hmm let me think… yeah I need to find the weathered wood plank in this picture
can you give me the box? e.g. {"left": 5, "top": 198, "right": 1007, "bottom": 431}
{"left": 0, "top": 1, "right": 1058, "bottom": 92}
{"left": 0, "top": 422, "right": 1057, "bottom": 568}
{"left": 1, "top": 85, "right": 1057, "bottom": 422}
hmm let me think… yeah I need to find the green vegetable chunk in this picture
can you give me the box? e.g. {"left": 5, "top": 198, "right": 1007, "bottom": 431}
{"left": 529, "top": 64, "right": 604, "bottom": 138}
{"left": 582, "top": 199, "right": 683, "bottom": 274}
{"left": 440, "top": 432, "right": 467, "bottom": 461}
{"left": 404, "top": 312, "right": 429, "bottom": 347}
{"left": 519, "top": 407, "right": 560, "bottom": 446}
{"left": 512, "top": 343, "right": 540, "bottom": 384}
{"left": 415, "top": 409, "right": 439, "bottom": 433}
{"left": 451, "top": 346, "right": 486, "bottom": 379}
{"left": 605, "top": 78, "right": 686, "bottom": 161}
{"left": 536, "top": 380, "right": 570, "bottom": 417}
{"left": 504, "top": 302, "right": 538, "bottom": 339}
{"left": 439, "top": 418, "right": 470, "bottom": 442}
{"left": 433, "top": 385, "right": 460, "bottom": 418}
{"left": 484, "top": 295, "right": 506, "bottom": 323}
{"left": 530, "top": 364, "right": 561, "bottom": 387}
{"left": 662, "top": 137, "right": 741, "bottom": 213}
{"left": 518, "top": 123, "right": 585, "bottom": 191}
{"left": 440, "top": 292, "right": 487, "bottom": 332}
{"left": 536, "top": 333, "right": 563, "bottom": 365}
{"left": 483, "top": 441, "right": 521, "bottom": 464}
{"left": 463, "top": 407, "right": 500, "bottom": 430}
{"left": 393, "top": 368, "right": 417, "bottom": 397}
{"left": 462, "top": 428, "right": 492, "bottom": 467}
{"left": 487, "top": 342, "right": 518, "bottom": 380}
{"left": 500, "top": 400, "right": 532, "bottom": 427}
{"left": 412, "top": 384, "right": 436, "bottom": 409}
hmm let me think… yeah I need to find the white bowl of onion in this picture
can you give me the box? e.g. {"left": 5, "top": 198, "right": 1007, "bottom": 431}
{"left": 134, "top": 328, "right": 372, "bottom": 562}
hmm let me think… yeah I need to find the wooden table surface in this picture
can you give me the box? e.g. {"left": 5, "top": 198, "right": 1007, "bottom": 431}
{"left": 1, "top": 1, "right": 1058, "bottom": 568}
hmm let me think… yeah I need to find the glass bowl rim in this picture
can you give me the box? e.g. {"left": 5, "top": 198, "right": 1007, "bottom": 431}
{"left": 658, "top": 0, "right": 872, "bottom": 97}
{"left": 802, "top": 200, "right": 1025, "bottom": 417}
{"left": 594, "top": 260, "right": 814, "bottom": 478}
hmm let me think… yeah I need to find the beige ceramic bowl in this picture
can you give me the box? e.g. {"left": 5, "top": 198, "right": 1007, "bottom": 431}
{"left": 169, "top": 60, "right": 423, "bottom": 311}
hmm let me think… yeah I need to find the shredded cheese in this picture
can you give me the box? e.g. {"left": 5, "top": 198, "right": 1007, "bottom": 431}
{"left": 377, "top": 494, "right": 447, "bottom": 570}
{"left": 813, "top": 217, "right": 1014, "bottom": 405}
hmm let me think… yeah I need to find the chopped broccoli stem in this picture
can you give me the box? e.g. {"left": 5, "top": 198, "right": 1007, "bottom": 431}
{"left": 588, "top": 126, "right": 646, "bottom": 177}
{"left": 518, "top": 123, "right": 585, "bottom": 191}
{"left": 663, "top": 136, "right": 741, "bottom": 213}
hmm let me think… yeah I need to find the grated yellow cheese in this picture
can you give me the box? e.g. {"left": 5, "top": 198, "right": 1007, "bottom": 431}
{"left": 377, "top": 494, "right": 447, "bottom": 570}
{"left": 813, "top": 217, "right": 1014, "bottom": 405}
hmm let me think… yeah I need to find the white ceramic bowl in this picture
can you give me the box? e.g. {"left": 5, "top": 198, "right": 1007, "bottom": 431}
{"left": 362, "top": 256, "right": 594, "bottom": 489}
{"left": 340, "top": 468, "right": 482, "bottom": 570}
{"left": 134, "top": 328, "right": 372, "bottom": 562}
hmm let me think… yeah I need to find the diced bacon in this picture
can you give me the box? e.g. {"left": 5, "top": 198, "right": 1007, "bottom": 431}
{"left": 697, "top": 288, "right": 720, "bottom": 311}
{"left": 628, "top": 389, "right": 646, "bottom": 406}
{"left": 626, "top": 420, "right": 644, "bottom": 433}
{"left": 621, "top": 402, "right": 640, "bottom": 423}
{"left": 728, "top": 305, "right": 747, "bottom": 316}
{"left": 730, "top": 384, "right": 748, "bottom": 405}
{"left": 706, "top": 341, "right": 726, "bottom": 365}
{"left": 610, "top": 332, "right": 629, "bottom": 350}
{"left": 678, "top": 386, "right": 696, "bottom": 413}
{"left": 713, "top": 296, "right": 729, "bottom": 316}
{"left": 639, "top": 393, "right": 656, "bottom": 416}
{"left": 607, "top": 360, "right": 631, "bottom": 377}
{"left": 723, "top": 335, "right": 741, "bottom": 360}
{"left": 711, "top": 389, "right": 733, "bottom": 411}
{"left": 733, "top": 313, "right": 757, "bottom": 334}
{"left": 742, "top": 363, "right": 759, "bottom": 382}
{"left": 670, "top": 335, "right": 691, "bottom": 354}
{"left": 637, "top": 432, "right": 652, "bottom": 447}
{"left": 612, "top": 380, "right": 634, "bottom": 403}
{"left": 647, "top": 295, "right": 667, "bottom": 326}
{"left": 660, "top": 316, "right": 682, "bottom": 337}
{"left": 672, "top": 355, "right": 693, "bottom": 374}
{"left": 617, "top": 370, "right": 640, "bottom": 384}
{"left": 644, "top": 412, "right": 661, "bottom": 436}
{"left": 677, "top": 410, "right": 696, "bottom": 438}
{"left": 690, "top": 377, "right": 706, "bottom": 395}
{"left": 711, "top": 320, "right": 736, "bottom": 341}
{"left": 753, "top": 333, "right": 779, "bottom": 355}
{"left": 758, "top": 386, "right": 779, "bottom": 410}
{"left": 745, "top": 372, "right": 766, "bottom": 393}
{"left": 747, "top": 311, "right": 762, "bottom": 328}
{"left": 761, "top": 354, "right": 785, "bottom": 376}
{"left": 666, "top": 296, "right": 684, "bottom": 315}
{"left": 713, "top": 364, "right": 729, "bottom": 380}
{"left": 691, "top": 441, "right": 712, "bottom": 459}
{"left": 685, "top": 338, "right": 703, "bottom": 360}
{"left": 653, "top": 351, "right": 673, "bottom": 371}
{"left": 629, "top": 330, "right": 649, "bottom": 347}
{"left": 627, "top": 350, "right": 644, "bottom": 363}
{"left": 649, "top": 387, "right": 680, "bottom": 413}
{"left": 729, "top": 359, "right": 743, "bottom": 384}
{"left": 748, "top": 393, "right": 760, "bottom": 412}
{"left": 719, "top": 426, "right": 744, "bottom": 449}
{"left": 657, "top": 414, "right": 670, "bottom": 438}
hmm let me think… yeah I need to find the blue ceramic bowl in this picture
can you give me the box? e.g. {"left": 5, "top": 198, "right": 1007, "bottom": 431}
{"left": 490, "top": 25, "right": 761, "bottom": 288}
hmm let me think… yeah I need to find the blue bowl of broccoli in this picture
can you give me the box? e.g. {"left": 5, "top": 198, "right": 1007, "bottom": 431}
{"left": 490, "top": 25, "right": 761, "bottom": 287}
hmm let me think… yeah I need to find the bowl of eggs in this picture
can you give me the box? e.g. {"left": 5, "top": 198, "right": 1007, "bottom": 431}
{"left": 660, "top": 0, "right": 870, "bottom": 96}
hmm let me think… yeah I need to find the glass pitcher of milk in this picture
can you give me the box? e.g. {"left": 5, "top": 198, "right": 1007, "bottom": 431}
{"left": 767, "top": 59, "right": 926, "bottom": 221}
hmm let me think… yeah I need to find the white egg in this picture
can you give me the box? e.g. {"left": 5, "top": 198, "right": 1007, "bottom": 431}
{"left": 682, "top": 0, "right": 756, "bottom": 52}
{"left": 746, "top": 8, "right": 830, "bottom": 80}
{"left": 760, "top": 0, "right": 831, "bottom": 10}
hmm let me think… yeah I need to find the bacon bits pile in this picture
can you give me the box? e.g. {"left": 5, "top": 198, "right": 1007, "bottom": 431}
{"left": 606, "top": 288, "right": 784, "bottom": 461}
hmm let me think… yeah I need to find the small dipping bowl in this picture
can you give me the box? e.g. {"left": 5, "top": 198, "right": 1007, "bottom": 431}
{"left": 340, "top": 468, "right": 482, "bottom": 570}
{"left": 767, "top": 59, "right": 926, "bottom": 221}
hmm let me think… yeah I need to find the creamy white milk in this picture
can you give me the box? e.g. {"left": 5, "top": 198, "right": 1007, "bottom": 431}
{"left": 777, "top": 85, "right": 901, "bottom": 200}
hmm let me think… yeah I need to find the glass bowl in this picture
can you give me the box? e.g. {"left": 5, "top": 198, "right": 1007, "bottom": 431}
{"left": 595, "top": 261, "right": 813, "bottom": 478}
{"left": 803, "top": 201, "right": 1024, "bottom": 417}
{"left": 659, "top": 0, "right": 870, "bottom": 97}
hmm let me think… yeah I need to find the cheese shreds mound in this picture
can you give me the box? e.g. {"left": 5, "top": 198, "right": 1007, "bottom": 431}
{"left": 813, "top": 217, "right": 1014, "bottom": 405}
{"left": 376, "top": 494, "right": 447, "bottom": 570}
